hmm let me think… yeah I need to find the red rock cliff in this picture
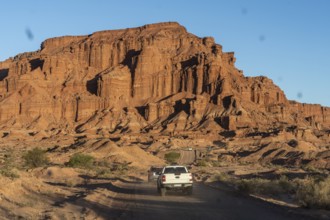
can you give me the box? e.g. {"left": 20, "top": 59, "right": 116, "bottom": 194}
{"left": 0, "top": 22, "right": 329, "bottom": 134}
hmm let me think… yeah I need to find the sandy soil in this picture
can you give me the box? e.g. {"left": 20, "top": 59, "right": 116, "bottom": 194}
{"left": 0, "top": 134, "right": 329, "bottom": 219}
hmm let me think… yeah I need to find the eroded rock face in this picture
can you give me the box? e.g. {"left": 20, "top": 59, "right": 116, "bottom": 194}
{"left": 0, "top": 22, "right": 329, "bottom": 134}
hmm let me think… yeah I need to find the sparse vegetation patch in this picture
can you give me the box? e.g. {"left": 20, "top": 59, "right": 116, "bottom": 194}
{"left": 211, "top": 172, "right": 330, "bottom": 210}
{"left": 196, "top": 159, "right": 208, "bottom": 167}
{"left": 23, "top": 148, "right": 49, "bottom": 168}
{"left": 296, "top": 176, "right": 330, "bottom": 209}
{"left": 164, "top": 152, "right": 180, "bottom": 164}
{"left": 0, "top": 150, "right": 20, "bottom": 179}
{"left": 67, "top": 153, "right": 94, "bottom": 169}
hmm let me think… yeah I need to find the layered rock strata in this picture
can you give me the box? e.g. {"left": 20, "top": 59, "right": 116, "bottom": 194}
{"left": 0, "top": 22, "right": 329, "bottom": 134}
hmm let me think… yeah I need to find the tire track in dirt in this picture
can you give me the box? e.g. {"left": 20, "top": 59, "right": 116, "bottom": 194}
{"left": 111, "top": 181, "right": 313, "bottom": 220}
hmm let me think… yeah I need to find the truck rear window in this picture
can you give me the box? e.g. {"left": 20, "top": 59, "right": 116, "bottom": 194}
{"left": 164, "top": 167, "right": 187, "bottom": 174}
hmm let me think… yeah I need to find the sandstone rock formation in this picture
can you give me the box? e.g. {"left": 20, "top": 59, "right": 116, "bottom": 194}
{"left": 0, "top": 22, "right": 329, "bottom": 136}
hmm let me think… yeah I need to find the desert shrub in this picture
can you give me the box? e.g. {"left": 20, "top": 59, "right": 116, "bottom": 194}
{"left": 239, "top": 178, "right": 276, "bottom": 195}
{"left": 67, "top": 153, "right": 94, "bottom": 169}
{"left": 296, "top": 176, "right": 330, "bottom": 209}
{"left": 0, "top": 167, "right": 19, "bottom": 178}
{"left": 211, "top": 160, "right": 228, "bottom": 167}
{"left": 164, "top": 152, "right": 180, "bottom": 164}
{"left": 95, "top": 168, "right": 112, "bottom": 178}
{"left": 302, "top": 164, "right": 320, "bottom": 173}
{"left": 236, "top": 179, "right": 253, "bottom": 193}
{"left": 95, "top": 159, "right": 111, "bottom": 168}
{"left": 214, "top": 172, "right": 232, "bottom": 182}
{"left": 0, "top": 150, "right": 20, "bottom": 179}
{"left": 112, "top": 162, "right": 130, "bottom": 174}
{"left": 23, "top": 147, "right": 49, "bottom": 168}
{"left": 278, "top": 175, "right": 296, "bottom": 193}
{"left": 196, "top": 159, "right": 208, "bottom": 167}
{"left": 0, "top": 167, "right": 20, "bottom": 179}
{"left": 95, "top": 162, "right": 130, "bottom": 177}
{"left": 209, "top": 171, "right": 330, "bottom": 210}
{"left": 236, "top": 176, "right": 296, "bottom": 195}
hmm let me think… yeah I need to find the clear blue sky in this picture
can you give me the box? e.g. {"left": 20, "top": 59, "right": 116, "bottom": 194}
{"left": 1, "top": 0, "right": 329, "bottom": 106}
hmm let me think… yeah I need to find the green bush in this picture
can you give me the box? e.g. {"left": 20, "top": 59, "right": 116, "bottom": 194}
{"left": 0, "top": 168, "right": 20, "bottom": 179}
{"left": 23, "top": 148, "right": 49, "bottom": 168}
{"left": 164, "top": 152, "right": 180, "bottom": 164}
{"left": 0, "top": 150, "right": 20, "bottom": 179}
{"left": 196, "top": 159, "right": 208, "bottom": 167}
{"left": 67, "top": 153, "right": 94, "bottom": 169}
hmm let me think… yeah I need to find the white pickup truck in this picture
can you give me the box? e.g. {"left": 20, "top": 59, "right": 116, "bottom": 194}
{"left": 157, "top": 165, "right": 193, "bottom": 196}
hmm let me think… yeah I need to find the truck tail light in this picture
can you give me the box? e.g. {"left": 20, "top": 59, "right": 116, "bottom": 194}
{"left": 189, "top": 173, "right": 193, "bottom": 181}
{"left": 162, "top": 175, "right": 166, "bottom": 182}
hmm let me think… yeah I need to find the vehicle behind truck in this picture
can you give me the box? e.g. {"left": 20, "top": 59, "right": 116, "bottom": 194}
{"left": 157, "top": 165, "right": 193, "bottom": 196}
{"left": 148, "top": 166, "right": 163, "bottom": 182}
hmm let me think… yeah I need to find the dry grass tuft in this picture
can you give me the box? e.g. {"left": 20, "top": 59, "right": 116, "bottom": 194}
{"left": 212, "top": 172, "right": 330, "bottom": 210}
{"left": 296, "top": 176, "right": 330, "bottom": 209}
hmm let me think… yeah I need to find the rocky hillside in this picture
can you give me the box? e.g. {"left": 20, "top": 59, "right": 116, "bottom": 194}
{"left": 0, "top": 22, "right": 329, "bottom": 136}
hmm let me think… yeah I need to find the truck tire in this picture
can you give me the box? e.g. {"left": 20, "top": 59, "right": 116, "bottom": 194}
{"left": 160, "top": 187, "right": 166, "bottom": 196}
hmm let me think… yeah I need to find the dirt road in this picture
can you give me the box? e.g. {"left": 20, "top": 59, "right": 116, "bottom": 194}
{"left": 104, "top": 180, "right": 311, "bottom": 220}
{"left": 0, "top": 174, "right": 316, "bottom": 219}
{"left": 178, "top": 149, "right": 196, "bottom": 165}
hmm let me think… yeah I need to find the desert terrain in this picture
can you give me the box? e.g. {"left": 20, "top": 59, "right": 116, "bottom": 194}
{"left": 0, "top": 22, "right": 329, "bottom": 219}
